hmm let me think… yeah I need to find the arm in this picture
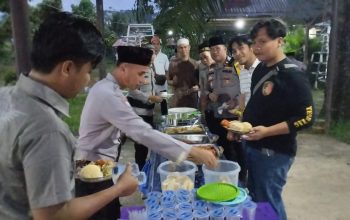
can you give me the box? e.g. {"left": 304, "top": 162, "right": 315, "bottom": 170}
{"left": 99, "top": 92, "right": 217, "bottom": 167}
{"left": 32, "top": 164, "right": 138, "bottom": 220}
{"left": 167, "top": 61, "right": 176, "bottom": 86}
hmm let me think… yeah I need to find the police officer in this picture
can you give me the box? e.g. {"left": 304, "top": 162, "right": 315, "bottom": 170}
{"left": 198, "top": 41, "right": 215, "bottom": 115}
{"left": 75, "top": 46, "right": 218, "bottom": 220}
{"left": 204, "top": 36, "right": 242, "bottom": 166}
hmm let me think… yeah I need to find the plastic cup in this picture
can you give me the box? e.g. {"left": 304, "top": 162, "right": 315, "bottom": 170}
{"left": 163, "top": 190, "right": 176, "bottom": 198}
{"left": 208, "top": 202, "right": 224, "bottom": 211}
{"left": 147, "top": 191, "right": 162, "bottom": 201}
{"left": 178, "top": 211, "right": 193, "bottom": 220}
{"left": 147, "top": 203, "right": 162, "bottom": 215}
{"left": 242, "top": 200, "right": 257, "bottom": 220}
{"left": 193, "top": 209, "right": 210, "bottom": 220}
{"left": 145, "top": 197, "right": 158, "bottom": 210}
{"left": 191, "top": 188, "right": 198, "bottom": 201}
{"left": 225, "top": 207, "right": 242, "bottom": 220}
{"left": 193, "top": 200, "right": 207, "bottom": 211}
{"left": 147, "top": 211, "right": 161, "bottom": 220}
{"left": 162, "top": 209, "right": 177, "bottom": 220}
{"left": 178, "top": 202, "right": 192, "bottom": 213}
{"left": 176, "top": 189, "right": 191, "bottom": 203}
{"left": 209, "top": 208, "right": 225, "bottom": 220}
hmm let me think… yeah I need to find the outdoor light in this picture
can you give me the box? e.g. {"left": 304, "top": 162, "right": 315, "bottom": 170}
{"left": 235, "top": 19, "right": 245, "bottom": 29}
{"left": 168, "top": 30, "right": 174, "bottom": 36}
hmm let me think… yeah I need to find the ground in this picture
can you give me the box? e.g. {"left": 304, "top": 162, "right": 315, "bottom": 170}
{"left": 117, "top": 132, "right": 350, "bottom": 220}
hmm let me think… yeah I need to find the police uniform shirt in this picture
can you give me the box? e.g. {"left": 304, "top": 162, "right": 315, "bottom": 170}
{"left": 207, "top": 59, "right": 240, "bottom": 118}
{"left": 75, "top": 73, "right": 191, "bottom": 162}
{"left": 243, "top": 58, "right": 314, "bottom": 156}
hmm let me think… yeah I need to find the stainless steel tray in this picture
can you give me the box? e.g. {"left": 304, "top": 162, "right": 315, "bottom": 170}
{"left": 164, "top": 125, "right": 205, "bottom": 134}
{"left": 169, "top": 134, "right": 210, "bottom": 144}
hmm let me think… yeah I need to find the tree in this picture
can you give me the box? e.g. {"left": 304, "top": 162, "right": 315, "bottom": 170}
{"left": 71, "top": 0, "right": 96, "bottom": 22}
{"left": 30, "top": 0, "right": 62, "bottom": 32}
{"left": 325, "top": 0, "right": 350, "bottom": 131}
{"left": 150, "top": 0, "right": 217, "bottom": 48}
{"left": 95, "top": 0, "right": 106, "bottom": 79}
{"left": 286, "top": 0, "right": 331, "bottom": 65}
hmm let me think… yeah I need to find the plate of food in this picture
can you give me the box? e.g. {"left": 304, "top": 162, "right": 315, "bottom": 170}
{"left": 221, "top": 120, "right": 253, "bottom": 135}
{"left": 78, "top": 160, "right": 116, "bottom": 182}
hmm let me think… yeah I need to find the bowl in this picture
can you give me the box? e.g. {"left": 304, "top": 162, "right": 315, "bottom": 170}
{"left": 202, "top": 160, "right": 241, "bottom": 186}
{"left": 157, "top": 160, "right": 197, "bottom": 191}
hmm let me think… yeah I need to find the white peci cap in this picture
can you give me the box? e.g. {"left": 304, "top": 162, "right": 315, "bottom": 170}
{"left": 177, "top": 38, "right": 190, "bottom": 46}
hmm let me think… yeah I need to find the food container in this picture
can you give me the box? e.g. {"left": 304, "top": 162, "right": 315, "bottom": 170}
{"left": 164, "top": 125, "right": 204, "bottom": 135}
{"left": 157, "top": 160, "right": 197, "bottom": 191}
{"left": 166, "top": 107, "right": 200, "bottom": 126}
{"left": 169, "top": 134, "right": 209, "bottom": 144}
{"left": 202, "top": 160, "right": 241, "bottom": 186}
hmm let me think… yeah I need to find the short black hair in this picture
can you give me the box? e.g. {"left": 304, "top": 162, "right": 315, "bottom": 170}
{"left": 228, "top": 34, "right": 252, "bottom": 54}
{"left": 250, "top": 18, "right": 287, "bottom": 40}
{"left": 31, "top": 12, "right": 105, "bottom": 74}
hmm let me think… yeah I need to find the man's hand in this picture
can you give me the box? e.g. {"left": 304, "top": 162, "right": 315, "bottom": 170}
{"left": 191, "top": 85, "right": 199, "bottom": 92}
{"left": 208, "top": 92, "right": 218, "bottom": 102}
{"left": 241, "top": 126, "right": 268, "bottom": 141}
{"left": 115, "top": 163, "right": 138, "bottom": 197}
{"left": 188, "top": 147, "right": 218, "bottom": 168}
{"left": 149, "top": 95, "right": 163, "bottom": 103}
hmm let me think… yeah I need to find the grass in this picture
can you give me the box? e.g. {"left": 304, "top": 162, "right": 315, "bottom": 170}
{"left": 64, "top": 94, "right": 87, "bottom": 136}
{"left": 330, "top": 121, "right": 350, "bottom": 144}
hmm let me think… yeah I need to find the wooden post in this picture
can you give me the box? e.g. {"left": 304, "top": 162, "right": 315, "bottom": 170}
{"left": 9, "top": 0, "right": 31, "bottom": 76}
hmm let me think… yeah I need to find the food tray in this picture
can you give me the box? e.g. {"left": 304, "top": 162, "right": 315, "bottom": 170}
{"left": 164, "top": 125, "right": 205, "bottom": 135}
{"left": 169, "top": 134, "right": 210, "bottom": 144}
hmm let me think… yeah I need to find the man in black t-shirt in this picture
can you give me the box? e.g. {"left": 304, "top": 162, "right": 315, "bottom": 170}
{"left": 228, "top": 19, "right": 314, "bottom": 220}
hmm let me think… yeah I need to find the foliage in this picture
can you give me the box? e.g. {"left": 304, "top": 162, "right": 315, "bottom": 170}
{"left": 284, "top": 26, "right": 321, "bottom": 60}
{"left": 30, "top": 0, "right": 62, "bottom": 32}
{"left": 71, "top": 0, "right": 96, "bottom": 22}
{"left": 64, "top": 94, "right": 87, "bottom": 135}
{"left": 4, "top": 71, "right": 17, "bottom": 86}
{"left": 329, "top": 121, "right": 350, "bottom": 144}
{"left": 134, "top": 0, "right": 154, "bottom": 23}
{"left": 142, "top": 0, "right": 217, "bottom": 48}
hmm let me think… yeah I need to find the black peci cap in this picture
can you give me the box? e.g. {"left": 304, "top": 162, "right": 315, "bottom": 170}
{"left": 198, "top": 41, "right": 210, "bottom": 53}
{"left": 209, "top": 36, "right": 225, "bottom": 47}
{"left": 116, "top": 46, "right": 153, "bottom": 66}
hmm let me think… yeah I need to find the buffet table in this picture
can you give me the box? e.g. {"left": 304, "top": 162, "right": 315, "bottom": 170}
{"left": 120, "top": 202, "right": 279, "bottom": 220}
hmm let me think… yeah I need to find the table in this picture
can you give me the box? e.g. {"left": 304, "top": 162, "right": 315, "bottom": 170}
{"left": 120, "top": 202, "right": 279, "bottom": 220}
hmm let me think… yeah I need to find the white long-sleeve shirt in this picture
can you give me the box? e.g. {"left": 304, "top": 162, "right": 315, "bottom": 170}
{"left": 75, "top": 73, "right": 190, "bottom": 162}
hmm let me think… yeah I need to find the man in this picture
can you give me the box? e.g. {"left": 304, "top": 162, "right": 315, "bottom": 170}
{"left": 0, "top": 12, "right": 138, "bottom": 220}
{"left": 151, "top": 35, "right": 169, "bottom": 115}
{"left": 197, "top": 41, "right": 215, "bottom": 115}
{"left": 75, "top": 45, "right": 218, "bottom": 219}
{"left": 168, "top": 38, "right": 199, "bottom": 108}
{"left": 229, "top": 34, "right": 260, "bottom": 108}
{"left": 127, "top": 44, "right": 163, "bottom": 169}
{"left": 204, "top": 36, "right": 241, "bottom": 163}
{"left": 229, "top": 19, "right": 315, "bottom": 220}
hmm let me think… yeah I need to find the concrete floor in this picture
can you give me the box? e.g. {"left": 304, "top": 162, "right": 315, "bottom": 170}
{"left": 117, "top": 133, "right": 350, "bottom": 220}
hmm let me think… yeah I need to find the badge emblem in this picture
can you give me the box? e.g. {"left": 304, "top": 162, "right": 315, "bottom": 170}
{"left": 262, "top": 81, "right": 274, "bottom": 96}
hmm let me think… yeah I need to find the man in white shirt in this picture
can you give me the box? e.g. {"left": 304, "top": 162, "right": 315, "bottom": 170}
{"left": 75, "top": 46, "right": 218, "bottom": 219}
{"left": 230, "top": 34, "right": 260, "bottom": 107}
{"left": 151, "top": 35, "right": 169, "bottom": 115}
